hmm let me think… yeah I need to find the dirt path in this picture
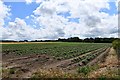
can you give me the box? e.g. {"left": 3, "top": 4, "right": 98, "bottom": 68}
{"left": 88, "top": 47, "right": 119, "bottom": 78}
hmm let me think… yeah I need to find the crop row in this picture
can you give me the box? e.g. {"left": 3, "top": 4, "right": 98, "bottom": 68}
{"left": 71, "top": 47, "right": 108, "bottom": 66}
{"left": 2, "top": 42, "right": 111, "bottom": 59}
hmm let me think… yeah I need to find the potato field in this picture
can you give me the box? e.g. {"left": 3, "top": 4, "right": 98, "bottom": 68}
{"left": 1, "top": 42, "right": 119, "bottom": 79}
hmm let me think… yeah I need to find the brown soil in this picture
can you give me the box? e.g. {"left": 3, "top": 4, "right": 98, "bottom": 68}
{"left": 88, "top": 48, "right": 119, "bottom": 78}
{"left": 2, "top": 54, "right": 57, "bottom": 78}
{"left": 2, "top": 47, "right": 112, "bottom": 78}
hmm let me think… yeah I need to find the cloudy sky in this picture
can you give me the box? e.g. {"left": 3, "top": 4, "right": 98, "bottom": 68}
{"left": 0, "top": 0, "right": 119, "bottom": 40}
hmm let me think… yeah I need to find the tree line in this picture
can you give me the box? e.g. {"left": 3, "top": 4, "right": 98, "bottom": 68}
{"left": 1, "top": 37, "right": 119, "bottom": 43}
{"left": 57, "top": 37, "right": 118, "bottom": 43}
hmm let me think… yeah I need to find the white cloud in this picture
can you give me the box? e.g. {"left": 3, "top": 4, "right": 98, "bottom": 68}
{"left": 25, "top": 0, "right": 44, "bottom": 4}
{"left": 25, "top": 16, "right": 29, "bottom": 19}
{"left": 36, "top": 0, "right": 43, "bottom": 4}
{"left": 2, "top": 17, "right": 65, "bottom": 40}
{"left": 32, "top": 0, "right": 118, "bottom": 39}
{"left": 2, "top": 18, "right": 31, "bottom": 40}
{"left": 0, "top": 0, "right": 10, "bottom": 27}
{"left": 25, "top": 0, "right": 33, "bottom": 4}
{"left": 2, "top": 0, "right": 118, "bottom": 40}
{"left": 84, "top": 14, "right": 118, "bottom": 38}
{"left": 0, "top": 0, "right": 11, "bottom": 40}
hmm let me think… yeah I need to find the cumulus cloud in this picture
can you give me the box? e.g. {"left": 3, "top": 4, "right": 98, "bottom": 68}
{"left": 32, "top": 0, "right": 118, "bottom": 39}
{"left": 84, "top": 14, "right": 118, "bottom": 38}
{"left": 0, "top": 0, "right": 11, "bottom": 40}
{"left": 1, "top": 0, "right": 118, "bottom": 40}
{"left": 0, "top": 0, "right": 10, "bottom": 27}
{"left": 84, "top": 16, "right": 101, "bottom": 27}
{"left": 34, "top": 5, "right": 56, "bottom": 16}
{"left": 2, "top": 17, "right": 65, "bottom": 40}
{"left": 2, "top": 18, "right": 31, "bottom": 40}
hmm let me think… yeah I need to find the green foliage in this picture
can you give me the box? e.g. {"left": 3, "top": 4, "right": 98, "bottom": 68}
{"left": 98, "top": 75, "right": 107, "bottom": 80}
{"left": 112, "top": 39, "right": 120, "bottom": 55}
{"left": 2, "top": 42, "right": 111, "bottom": 59}
{"left": 112, "top": 39, "right": 120, "bottom": 49}
{"left": 77, "top": 66, "right": 91, "bottom": 75}
{"left": 9, "top": 68, "right": 15, "bottom": 74}
{"left": 71, "top": 48, "right": 107, "bottom": 65}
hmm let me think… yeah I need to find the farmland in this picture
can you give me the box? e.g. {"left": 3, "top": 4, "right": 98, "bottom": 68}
{"left": 1, "top": 42, "right": 119, "bottom": 79}
{"left": 2, "top": 42, "right": 111, "bottom": 59}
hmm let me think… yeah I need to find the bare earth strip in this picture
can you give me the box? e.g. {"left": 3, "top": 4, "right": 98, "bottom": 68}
{"left": 88, "top": 48, "right": 119, "bottom": 78}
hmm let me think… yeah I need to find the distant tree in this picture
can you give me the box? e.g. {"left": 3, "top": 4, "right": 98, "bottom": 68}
{"left": 24, "top": 40, "right": 28, "bottom": 42}
{"left": 84, "top": 38, "right": 90, "bottom": 42}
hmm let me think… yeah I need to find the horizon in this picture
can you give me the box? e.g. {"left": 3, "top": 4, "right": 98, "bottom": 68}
{"left": 0, "top": 37, "right": 118, "bottom": 42}
{"left": 0, "top": 0, "right": 118, "bottom": 40}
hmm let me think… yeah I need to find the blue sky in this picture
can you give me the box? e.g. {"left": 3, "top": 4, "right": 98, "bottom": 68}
{"left": 100, "top": 2, "right": 117, "bottom": 15}
{"left": 4, "top": 1, "right": 117, "bottom": 26}
{"left": 1, "top": 0, "right": 118, "bottom": 40}
{"left": 4, "top": 2, "right": 39, "bottom": 21}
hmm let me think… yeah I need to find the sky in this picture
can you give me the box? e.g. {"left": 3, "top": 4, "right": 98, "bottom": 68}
{"left": 0, "top": 0, "right": 119, "bottom": 40}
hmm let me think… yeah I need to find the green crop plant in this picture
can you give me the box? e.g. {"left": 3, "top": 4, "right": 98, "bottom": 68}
{"left": 2, "top": 42, "right": 111, "bottom": 59}
{"left": 77, "top": 66, "right": 91, "bottom": 75}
